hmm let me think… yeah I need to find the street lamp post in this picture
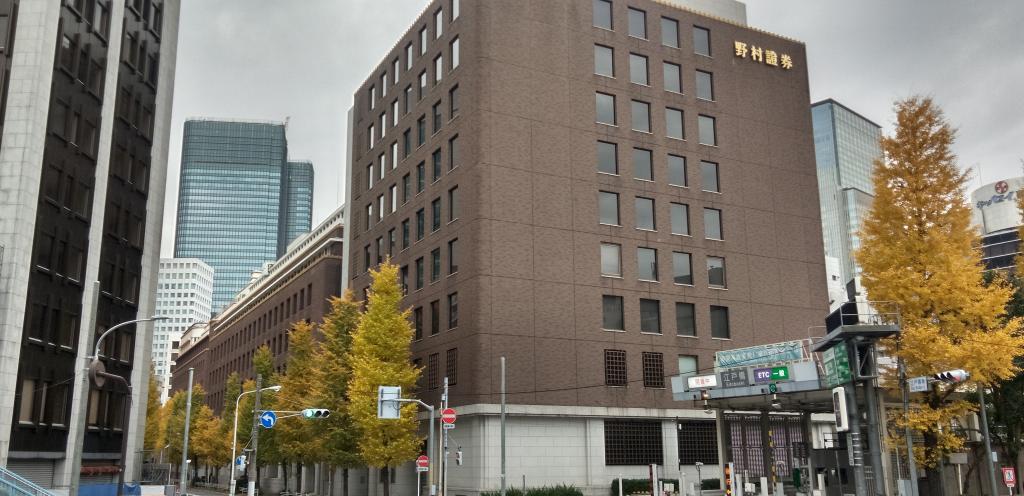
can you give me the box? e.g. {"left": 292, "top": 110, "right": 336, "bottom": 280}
{"left": 229, "top": 384, "right": 282, "bottom": 495}
{"left": 69, "top": 315, "right": 167, "bottom": 496}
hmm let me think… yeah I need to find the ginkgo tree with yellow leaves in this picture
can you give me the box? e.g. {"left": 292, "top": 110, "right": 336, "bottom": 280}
{"left": 856, "top": 97, "right": 1024, "bottom": 487}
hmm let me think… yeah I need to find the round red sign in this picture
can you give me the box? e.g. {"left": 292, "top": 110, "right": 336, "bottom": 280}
{"left": 416, "top": 455, "right": 429, "bottom": 468}
{"left": 996, "top": 181, "right": 1009, "bottom": 194}
{"left": 441, "top": 408, "right": 457, "bottom": 424}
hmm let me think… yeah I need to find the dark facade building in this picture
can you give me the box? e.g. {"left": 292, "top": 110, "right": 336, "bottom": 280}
{"left": 342, "top": 0, "right": 826, "bottom": 493}
{"left": 0, "top": 0, "right": 180, "bottom": 491}
{"left": 170, "top": 207, "right": 345, "bottom": 414}
{"left": 174, "top": 119, "right": 315, "bottom": 312}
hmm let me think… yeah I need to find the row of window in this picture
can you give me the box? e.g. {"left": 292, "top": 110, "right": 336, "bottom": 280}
{"left": 596, "top": 92, "right": 717, "bottom": 145}
{"left": 368, "top": 55, "right": 461, "bottom": 151}
{"left": 593, "top": 0, "right": 713, "bottom": 57}
{"left": 365, "top": 186, "right": 460, "bottom": 263}
{"left": 598, "top": 141, "right": 715, "bottom": 190}
{"left": 211, "top": 283, "right": 314, "bottom": 360}
{"left": 594, "top": 45, "right": 714, "bottom": 100}
{"left": 601, "top": 244, "right": 725, "bottom": 288}
{"left": 367, "top": 0, "right": 460, "bottom": 111}
{"left": 604, "top": 349, "right": 668, "bottom": 388}
{"left": 412, "top": 292, "right": 459, "bottom": 340}
{"left": 602, "top": 295, "right": 730, "bottom": 338}
{"left": 422, "top": 347, "right": 458, "bottom": 390}
{"left": 598, "top": 191, "right": 722, "bottom": 239}
{"left": 395, "top": 238, "right": 459, "bottom": 292}
{"left": 365, "top": 133, "right": 459, "bottom": 215}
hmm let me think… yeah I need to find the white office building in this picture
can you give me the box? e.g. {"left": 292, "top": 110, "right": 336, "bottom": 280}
{"left": 154, "top": 258, "right": 213, "bottom": 403}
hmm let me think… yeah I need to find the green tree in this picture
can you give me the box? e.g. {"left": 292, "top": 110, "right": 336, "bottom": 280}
{"left": 220, "top": 372, "right": 242, "bottom": 451}
{"left": 856, "top": 97, "right": 1024, "bottom": 491}
{"left": 346, "top": 263, "right": 420, "bottom": 496}
{"left": 143, "top": 363, "right": 164, "bottom": 458}
{"left": 316, "top": 290, "right": 363, "bottom": 495}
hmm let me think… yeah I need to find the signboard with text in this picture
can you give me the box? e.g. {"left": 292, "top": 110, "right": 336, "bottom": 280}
{"left": 715, "top": 340, "right": 806, "bottom": 370}
{"left": 720, "top": 368, "right": 749, "bottom": 388}
{"left": 687, "top": 374, "right": 718, "bottom": 390}
{"left": 822, "top": 342, "right": 852, "bottom": 388}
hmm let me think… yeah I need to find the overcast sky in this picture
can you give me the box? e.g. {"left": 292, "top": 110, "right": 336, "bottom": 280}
{"left": 160, "top": 0, "right": 1024, "bottom": 256}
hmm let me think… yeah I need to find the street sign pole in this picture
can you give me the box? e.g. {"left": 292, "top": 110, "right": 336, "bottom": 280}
{"left": 179, "top": 368, "right": 193, "bottom": 495}
{"left": 980, "top": 387, "right": 999, "bottom": 496}
{"left": 443, "top": 377, "right": 450, "bottom": 496}
{"left": 248, "top": 374, "right": 262, "bottom": 496}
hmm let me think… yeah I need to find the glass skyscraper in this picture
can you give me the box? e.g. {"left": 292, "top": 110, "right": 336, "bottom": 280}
{"left": 174, "top": 119, "right": 314, "bottom": 311}
{"left": 811, "top": 99, "right": 882, "bottom": 304}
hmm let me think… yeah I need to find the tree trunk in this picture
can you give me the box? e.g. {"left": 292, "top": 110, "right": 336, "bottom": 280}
{"left": 382, "top": 466, "right": 390, "bottom": 496}
{"left": 343, "top": 467, "right": 350, "bottom": 496}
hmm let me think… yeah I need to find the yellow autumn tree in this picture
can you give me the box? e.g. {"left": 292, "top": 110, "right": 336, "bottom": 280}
{"left": 346, "top": 262, "right": 420, "bottom": 496}
{"left": 276, "top": 319, "right": 322, "bottom": 491}
{"left": 143, "top": 364, "right": 165, "bottom": 458}
{"left": 857, "top": 97, "right": 1024, "bottom": 476}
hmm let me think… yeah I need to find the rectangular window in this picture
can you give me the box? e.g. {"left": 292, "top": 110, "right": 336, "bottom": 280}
{"left": 402, "top": 174, "right": 411, "bottom": 203}
{"left": 596, "top": 92, "right": 616, "bottom": 125}
{"left": 448, "top": 238, "right": 459, "bottom": 273}
{"left": 628, "top": 7, "right": 646, "bottom": 38}
{"left": 711, "top": 305, "right": 730, "bottom": 338}
{"left": 631, "top": 100, "right": 650, "bottom": 132}
{"left": 432, "top": 149, "right": 442, "bottom": 180}
{"left": 633, "top": 148, "right": 652, "bottom": 181}
{"left": 642, "top": 351, "right": 665, "bottom": 387}
{"left": 419, "top": 71, "right": 427, "bottom": 99}
{"left": 432, "top": 101, "right": 443, "bottom": 132}
{"left": 599, "top": 191, "right": 620, "bottom": 225}
{"left": 595, "top": 45, "right": 614, "bottom": 77}
{"left": 699, "top": 115, "right": 717, "bottom": 146}
{"left": 451, "top": 37, "right": 460, "bottom": 69}
{"left": 449, "top": 85, "right": 460, "bottom": 117}
{"left": 400, "top": 264, "right": 409, "bottom": 292}
{"left": 629, "top": 53, "right": 648, "bottom": 85}
{"left": 431, "top": 197, "right": 442, "bottom": 231}
{"left": 382, "top": 73, "right": 388, "bottom": 96}
{"left": 417, "top": 116, "right": 426, "bottom": 145}
{"left": 661, "top": 17, "right": 679, "bottom": 47}
{"left": 605, "top": 420, "right": 663, "bottom": 465}
{"left": 696, "top": 70, "right": 714, "bottom": 101}
{"left": 431, "top": 248, "right": 441, "bottom": 282}
{"left": 428, "top": 352, "right": 439, "bottom": 389}
{"left": 377, "top": 194, "right": 385, "bottom": 220}
{"left": 701, "top": 160, "right": 720, "bottom": 192}
{"left": 668, "top": 155, "right": 687, "bottom": 187}
{"left": 365, "top": 204, "right": 373, "bottom": 231}
{"left": 18, "top": 379, "right": 35, "bottom": 423}
{"left": 369, "top": 85, "right": 376, "bottom": 109}
{"left": 449, "top": 135, "right": 459, "bottom": 169}
{"left": 366, "top": 164, "right": 374, "bottom": 189}
{"left": 452, "top": 0, "right": 460, "bottom": 20}
{"left": 693, "top": 26, "right": 711, "bottom": 56}
{"left": 415, "top": 257, "right": 425, "bottom": 289}
{"left": 676, "top": 302, "right": 696, "bottom": 336}
{"left": 601, "top": 243, "right": 621, "bottom": 277}
{"left": 420, "top": 26, "right": 428, "bottom": 55}
{"left": 403, "top": 129, "right": 411, "bottom": 156}
{"left": 679, "top": 355, "right": 698, "bottom": 377}
{"left": 640, "top": 299, "right": 661, "bottom": 334}
{"left": 390, "top": 184, "right": 398, "bottom": 213}
{"left": 447, "top": 293, "right": 458, "bottom": 329}
{"left": 448, "top": 186, "right": 459, "bottom": 221}
{"left": 376, "top": 236, "right": 384, "bottom": 263}
{"left": 363, "top": 245, "right": 371, "bottom": 272}
{"left": 704, "top": 208, "right": 723, "bottom": 240}
{"left": 404, "top": 86, "right": 413, "bottom": 115}
{"left": 414, "top": 307, "right": 423, "bottom": 340}
{"left": 434, "top": 8, "right": 443, "bottom": 38}
{"left": 402, "top": 219, "right": 410, "bottom": 249}
{"left": 671, "top": 203, "right": 689, "bottom": 235}
{"left": 635, "top": 197, "right": 655, "bottom": 230}
{"left": 434, "top": 54, "right": 443, "bottom": 83}
{"left": 602, "top": 295, "right": 624, "bottom": 330}
{"left": 673, "top": 252, "right": 693, "bottom": 285}
{"left": 678, "top": 420, "right": 720, "bottom": 464}
{"left": 707, "top": 256, "right": 726, "bottom": 288}
{"left": 446, "top": 348, "right": 458, "bottom": 384}
{"left": 406, "top": 43, "right": 414, "bottom": 70}
{"left": 666, "top": 107, "right": 684, "bottom": 139}
{"left": 663, "top": 62, "right": 682, "bottom": 93}
{"left": 417, "top": 162, "right": 426, "bottom": 191}
{"left": 597, "top": 141, "right": 618, "bottom": 175}
{"left": 430, "top": 299, "right": 440, "bottom": 335}
{"left": 416, "top": 208, "right": 425, "bottom": 240}
{"left": 604, "top": 349, "right": 627, "bottom": 386}
{"left": 637, "top": 247, "right": 658, "bottom": 281}
{"left": 593, "top": 0, "right": 613, "bottom": 30}
{"left": 391, "top": 100, "right": 399, "bottom": 127}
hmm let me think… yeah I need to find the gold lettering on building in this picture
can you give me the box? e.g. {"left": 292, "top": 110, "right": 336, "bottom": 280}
{"left": 733, "top": 40, "right": 793, "bottom": 70}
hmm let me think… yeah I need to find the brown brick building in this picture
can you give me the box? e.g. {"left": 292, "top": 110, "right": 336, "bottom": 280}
{"left": 343, "top": 0, "right": 826, "bottom": 493}
{"left": 170, "top": 208, "right": 345, "bottom": 414}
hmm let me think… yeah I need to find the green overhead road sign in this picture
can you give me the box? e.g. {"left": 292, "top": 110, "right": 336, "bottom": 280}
{"left": 771, "top": 366, "right": 789, "bottom": 381}
{"left": 823, "top": 342, "right": 852, "bottom": 388}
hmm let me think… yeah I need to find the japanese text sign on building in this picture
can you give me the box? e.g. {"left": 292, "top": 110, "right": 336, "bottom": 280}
{"left": 687, "top": 374, "right": 718, "bottom": 390}
{"left": 734, "top": 41, "right": 793, "bottom": 70}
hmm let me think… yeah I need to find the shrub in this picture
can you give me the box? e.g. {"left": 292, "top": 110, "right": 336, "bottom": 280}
{"left": 482, "top": 485, "right": 582, "bottom": 496}
{"left": 609, "top": 478, "right": 719, "bottom": 495}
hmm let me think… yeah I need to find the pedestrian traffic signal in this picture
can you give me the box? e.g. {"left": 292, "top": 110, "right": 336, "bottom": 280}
{"left": 456, "top": 447, "right": 463, "bottom": 466}
{"left": 934, "top": 369, "right": 970, "bottom": 383}
{"left": 302, "top": 408, "right": 331, "bottom": 419}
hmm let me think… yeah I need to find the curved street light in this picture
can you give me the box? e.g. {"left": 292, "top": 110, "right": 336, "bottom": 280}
{"left": 229, "top": 385, "right": 282, "bottom": 495}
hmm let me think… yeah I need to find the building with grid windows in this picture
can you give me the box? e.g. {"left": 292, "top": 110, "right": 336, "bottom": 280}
{"left": 0, "top": 0, "right": 180, "bottom": 490}
{"left": 342, "top": 0, "right": 825, "bottom": 494}
{"left": 810, "top": 99, "right": 881, "bottom": 307}
{"left": 174, "top": 119, "right": 315, "bottom": 312}
{"left": 152, "top": 258, "right": 213, "bottom": 403}
{"left": 971, "top": 177, "right": 1024, "bottom": 271}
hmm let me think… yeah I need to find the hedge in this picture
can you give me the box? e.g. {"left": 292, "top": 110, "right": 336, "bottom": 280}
{"left": 481, "top": 485, "right": 584, "bottom": 496}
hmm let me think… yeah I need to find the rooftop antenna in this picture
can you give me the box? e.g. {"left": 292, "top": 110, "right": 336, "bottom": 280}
{"left": 284, "top": 116, "right": 291, "bottom": 130}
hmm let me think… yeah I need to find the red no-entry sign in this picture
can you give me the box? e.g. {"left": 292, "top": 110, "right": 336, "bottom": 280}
{"left": 441, "top": 408, "right": 457, "bottom": 424}
{"left": 416, "top": 455, "right": 429, "bottom": 472}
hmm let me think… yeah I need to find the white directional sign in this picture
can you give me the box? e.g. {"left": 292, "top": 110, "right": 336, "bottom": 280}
{"left": 259, "top": 410, "right": 277, "bottom": 429}
{"left": 687, "top": 374, "right": 718, "bottom": 390}
{"left": 378, "top": 386, "right": 402, "bottom": 419}
{"left": 908, "top": 376, "right": 929, "bottom": 393}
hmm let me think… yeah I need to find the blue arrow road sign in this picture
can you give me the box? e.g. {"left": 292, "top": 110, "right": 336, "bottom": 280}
{"left": 259, "top": 410, "right": 277, "bottom": 429}
{"left": 235, "top": 456, "right": 245, "bottom": 466}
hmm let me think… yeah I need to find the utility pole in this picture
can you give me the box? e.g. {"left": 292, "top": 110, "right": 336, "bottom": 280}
{"left": 500, "top": 356, "right": 507, "bottom": 496}
{"left": 443, "top": 377, "right": 450, "bottom": 496}
{"left": 179, "top": 368, "right": 194, "bottom": 495}
{"left": 979, "top": 387, "right": 999, "bottom": 495}
{"left": 248, "top": 374, "right": 263, "bottom": 496}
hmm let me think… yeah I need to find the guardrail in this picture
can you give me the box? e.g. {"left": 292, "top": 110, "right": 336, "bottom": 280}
{"left": 0, "top": 466, "right": 58, "bottom": 496}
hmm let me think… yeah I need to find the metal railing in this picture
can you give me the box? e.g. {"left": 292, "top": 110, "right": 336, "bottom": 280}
{"left": 0, "top": 466, "right": 58, "bottom": 496}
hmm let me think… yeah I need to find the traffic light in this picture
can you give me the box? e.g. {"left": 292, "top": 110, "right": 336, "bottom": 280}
{"left": 934, "top": 369, "right": 970, "bottom": 383}
{"left": 302, "top": 408, "right": 331, "bottom": 419}
{"left": 832, "top": 387, "right": 849, "bottom": 432}
{"left": 456, "top": 447, "right": 463, "bottom": 466}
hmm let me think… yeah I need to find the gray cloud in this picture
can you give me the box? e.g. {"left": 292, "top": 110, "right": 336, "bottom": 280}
{"left": 162, "top": 0, "right": 1024, "bottom": 255}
